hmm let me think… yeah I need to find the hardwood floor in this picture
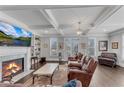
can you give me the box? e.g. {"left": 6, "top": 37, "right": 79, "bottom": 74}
{"left": 90, "top": 65, "right": 124, "bottom": 87}
{"left": 17, "top": 63, "right": 124, "bottom": 87}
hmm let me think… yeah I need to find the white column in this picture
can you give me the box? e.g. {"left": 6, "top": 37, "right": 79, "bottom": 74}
{"left": 26, "top": 47, "right": 31, "bottom": 71}
{"left": 0, "top": 61, "right": 2, "bottom": 81}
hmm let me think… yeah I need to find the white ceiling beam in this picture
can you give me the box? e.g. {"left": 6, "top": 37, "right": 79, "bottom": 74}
{"left": 83, "top": 6, "right": 123, "bottom": 35}
{"left": 44, "top": 9, "right": 59, "bottom": 28}
{"left": 93, "top": 5, "right": 123, "bottom": 27}
{"left": 40, "top": 9, "right": 64, "bottom": 35}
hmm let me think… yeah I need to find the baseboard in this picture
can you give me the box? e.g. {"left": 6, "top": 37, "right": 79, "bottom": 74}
{"left": 118, "top": 63, "right": 124, "bottom": 67}
{"left": 46, "top": 58, "right": 67, "bottom": 61}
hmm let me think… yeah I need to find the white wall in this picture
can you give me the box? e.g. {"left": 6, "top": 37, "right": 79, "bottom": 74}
{"left": 0, "top": 12, "right": 32, "bottom": 70}
{"left": 0, "top": 47, "right": 29, "bottom": 56}
{"left": 40, "top": 37, "right": 50, "bottom": 58}
{"left": 109, "top": 29, "right": 124, "bottom": 67}
{"left": 95, "top": 36, "right": 109, "bottom": 57}
{"left": 40, "top": 35, "right": 109, "bottom": 60}
{"left": 78, "top": 36, "right": 88, "bottom": 55}
{"left": 40, "top": 36, "right": 64, "bottom": 60}
{"left": 40, "top": 31, "right": 124, "bottom": 67}
{"left": 0, "top": 47, "right": 31, "bottom": 70}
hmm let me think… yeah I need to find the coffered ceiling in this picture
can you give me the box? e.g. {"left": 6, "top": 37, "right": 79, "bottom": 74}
{"left": 0, "top": 5, "right": 123, "bottom": 36}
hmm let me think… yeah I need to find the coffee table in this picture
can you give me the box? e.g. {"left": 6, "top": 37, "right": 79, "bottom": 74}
{"left": 32, "top": 63, "right": 59, "bottom": 85}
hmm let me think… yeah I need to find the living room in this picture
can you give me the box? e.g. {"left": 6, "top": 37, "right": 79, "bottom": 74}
{"left": 0, "top": 4, "right": 124, "bottom": 89}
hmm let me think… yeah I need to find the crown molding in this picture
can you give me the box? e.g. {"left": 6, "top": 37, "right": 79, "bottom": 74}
{"left": 109, "top": 28, "right": 124, "bottom": 36}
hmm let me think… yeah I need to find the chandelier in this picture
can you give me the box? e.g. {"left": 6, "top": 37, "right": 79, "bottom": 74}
{"left": 77, "top": 22, "right": 82, "bottom": 35}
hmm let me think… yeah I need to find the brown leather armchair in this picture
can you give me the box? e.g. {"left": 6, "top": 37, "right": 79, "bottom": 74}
{"left": 68, "top": 56, "right": 78, "bottom": 61}
{"left": 68, "top": 56, "right": 91, "bottom": 70}
{"left": 68, "top": 58, "right": 97, "bottom": 87}
{"left": 68, "top": 53, "right": 83, "bottom": 61}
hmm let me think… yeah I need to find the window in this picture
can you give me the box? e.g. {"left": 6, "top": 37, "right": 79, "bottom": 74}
{"left": 72, "top": 38, "right": 79, "bottom": 55}
{"left": 64, "top": 38, "right": 72, "bottom": 57}
{"left": 50, "top": 38, "right": 58, "bottom": 56}
{"left": 88, "top": 38, "right": 96, "bottom": 57}
{"left": 64, "top": 38, "right": 79, "bottom": 57}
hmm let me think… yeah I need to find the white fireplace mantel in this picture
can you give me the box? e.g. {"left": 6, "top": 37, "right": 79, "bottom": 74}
{"left": 0, "top": 54, "right": 26, "bottom": 62}
{"left": 0, "top": 53, "right": 32, "bottom": 82}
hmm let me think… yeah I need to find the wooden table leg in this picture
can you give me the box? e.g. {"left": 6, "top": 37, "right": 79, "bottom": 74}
{"left": 50, "top": 75, "right": 53, "bottom": 85}
{"left": 32, "top": 75, "right": 35, "bottom": 84}
{"left": 58, "top": 65, "right": 59, "bottom": 70}
{"left": 31, "top": 59, "right": 33, "bottom": 69}
{"left": 37, "top": 59, "right": 39, "bottom": 69}
{"left": 49, "top": 65, "right": 59, "bottom": 85}
{"left": 34, "top": 59, "right": 36, "bottom": 69}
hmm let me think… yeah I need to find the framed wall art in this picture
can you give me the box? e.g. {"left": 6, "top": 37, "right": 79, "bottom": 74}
{"left": 99, "top": 41, "right": 108, "bottom": 51}
{"left": 112, "top": 42, "right": 118, "bottom": 49}
{"left": 58, "top": 42, "right": 64, "bottom": 49}
{"left": 43, "top": 43, "right": 48, "bottom": 48}
{"left": 80, "top": 43, "right": 86, "bottom": 49}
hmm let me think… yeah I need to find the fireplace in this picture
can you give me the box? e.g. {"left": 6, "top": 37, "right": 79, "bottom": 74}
{"left": 2, "top": 58, "right": 24, "bottom": 80}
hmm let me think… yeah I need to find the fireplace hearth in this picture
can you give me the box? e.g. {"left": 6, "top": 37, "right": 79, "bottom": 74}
{"left": 2, "top": 58, "right": 24, "bottom": 81}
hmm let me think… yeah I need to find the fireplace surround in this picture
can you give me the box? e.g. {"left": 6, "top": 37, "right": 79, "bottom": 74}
{"left": 0, "top": 53, "right": 33, "bottom": 83}
{"left": 2, "top": 58, "right": 24, "bottom": 81}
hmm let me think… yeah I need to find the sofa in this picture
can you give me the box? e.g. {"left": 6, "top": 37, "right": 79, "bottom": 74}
{"left": 98, "top": 53, "right": 117, "bottom": 67}
{"left": 68, "top": 58, "right": 97, "bottom": 87}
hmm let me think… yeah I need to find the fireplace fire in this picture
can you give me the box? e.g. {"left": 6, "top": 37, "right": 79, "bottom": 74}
{"left": 2, "top": 58, "right": 24, "bottom": 80}
{"left": 4, "top": 62, "right": 21, "bottom": 77}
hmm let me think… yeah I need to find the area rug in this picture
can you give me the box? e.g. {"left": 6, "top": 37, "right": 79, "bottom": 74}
{"left": 24, "top": 64, "right": 68, "bottom": 87}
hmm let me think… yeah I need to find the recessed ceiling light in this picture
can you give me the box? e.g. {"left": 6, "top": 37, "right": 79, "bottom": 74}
{"left": 44, "top": 30, "right": 48, "bottom": 34}
{"left": 103, "top": 29, "right": 107, "bottom": 32}
{"left": 77, "top": 31, "right": 82, "bottom": 35}
{"left": 91, "top": 27, "right": 95, "bottom": 29}
{"left": 76, "top": 22, "right": 82, "bottom": 35}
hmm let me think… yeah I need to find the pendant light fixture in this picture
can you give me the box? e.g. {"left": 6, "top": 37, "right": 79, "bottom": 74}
{"left": 77, "top": 21, "right": 82, "bottom": 35}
